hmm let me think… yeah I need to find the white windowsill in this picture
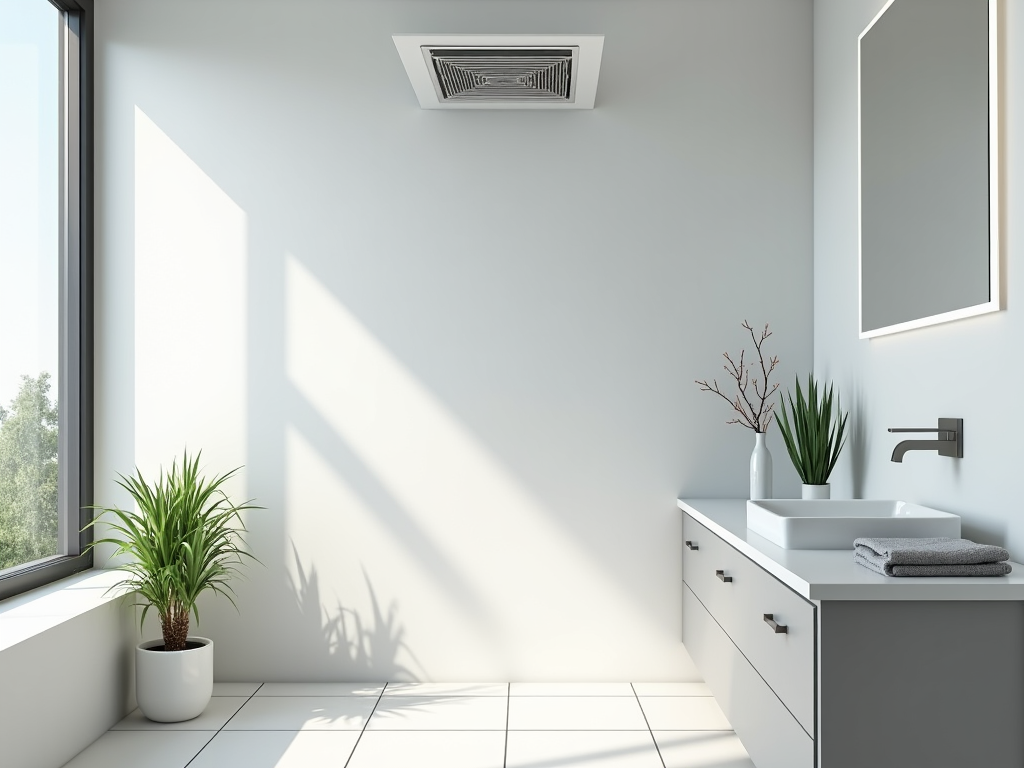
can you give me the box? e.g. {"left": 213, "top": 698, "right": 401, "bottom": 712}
{"left": 0, "top": 569, "right": 130, "bottom": 653}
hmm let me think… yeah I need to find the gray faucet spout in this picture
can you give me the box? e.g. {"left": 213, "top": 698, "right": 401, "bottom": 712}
{"left": 888, "top": 418, "right": 964, "bottom": 462}
{"left": 891, "top": 439, "right": 946, "bottom": 463}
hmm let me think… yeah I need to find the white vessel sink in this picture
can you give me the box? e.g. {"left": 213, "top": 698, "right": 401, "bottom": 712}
{"left": 746, "top": 499, "right": 961, "bottom": 549}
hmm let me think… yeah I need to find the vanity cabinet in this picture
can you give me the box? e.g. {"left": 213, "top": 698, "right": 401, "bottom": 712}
{"left": 680, "top": 499, "right": 1024, "bottom": 768}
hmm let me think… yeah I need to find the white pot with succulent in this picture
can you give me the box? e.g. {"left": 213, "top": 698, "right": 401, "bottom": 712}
{"left": 777, "top": 375, "right": 849, "bottom": 500}
{"left": 87, "top": 451, "right": 259, "bottom": 722}
{"left": 696, "top": 321, "right": 780, "bottom": 500}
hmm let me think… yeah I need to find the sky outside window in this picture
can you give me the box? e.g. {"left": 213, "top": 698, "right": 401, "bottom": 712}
{"left": 0, "top": 0, "right": 60, "bottom": 410}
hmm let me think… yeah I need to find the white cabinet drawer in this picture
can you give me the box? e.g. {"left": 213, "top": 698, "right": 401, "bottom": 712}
{"left": 682, "top": 513, "right": 741, "bottom": 633}
{"left": 683, "top": 582, "right": 814, "bottom": 768}
{"left": 683, "top": 513, "right": 815, "bottom": 735}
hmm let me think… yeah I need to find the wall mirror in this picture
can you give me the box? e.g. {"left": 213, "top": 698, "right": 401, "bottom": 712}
{"left": 859, "top": 0, "right": 999, "bottom": 339}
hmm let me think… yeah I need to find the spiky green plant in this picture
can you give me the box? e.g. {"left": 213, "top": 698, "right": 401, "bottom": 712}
{"left": 776, "top": 375, "right": 849, "bottom": 486}
{"left": 85, "top": 451, "right": 260, "bottom": 651}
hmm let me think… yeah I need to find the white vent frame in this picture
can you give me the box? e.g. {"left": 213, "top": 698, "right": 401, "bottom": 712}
{"left": 393, "top": 34, "right": 605, "bottom": 110}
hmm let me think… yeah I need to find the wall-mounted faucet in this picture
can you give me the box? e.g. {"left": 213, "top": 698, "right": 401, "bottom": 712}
{"left": 888, "top": 418, "right": 963, "bottom": 462}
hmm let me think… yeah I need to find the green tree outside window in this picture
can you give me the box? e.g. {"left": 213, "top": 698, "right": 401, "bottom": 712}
{"left": 0, "top": 373, "right": 58, "bottom": 571}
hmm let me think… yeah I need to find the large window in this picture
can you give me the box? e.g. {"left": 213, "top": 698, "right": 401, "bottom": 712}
{"left": 0, "top": 0, "right": 92, "bottom": 599}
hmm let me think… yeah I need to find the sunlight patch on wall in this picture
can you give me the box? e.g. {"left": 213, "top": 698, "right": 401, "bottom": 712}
{"left": 285, "top": 254, "right": 660, "bottom": 673}
{"left": 134, "top": 106, "right": 248, "bottom": 487}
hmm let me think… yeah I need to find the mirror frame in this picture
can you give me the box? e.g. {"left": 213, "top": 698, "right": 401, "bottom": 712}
{"left": 858, "top": 0, "right": 1001, "bottom": 339}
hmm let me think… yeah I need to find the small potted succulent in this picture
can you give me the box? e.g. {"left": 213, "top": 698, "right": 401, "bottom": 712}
{"left": 776, "top": 375, "right": 848, "bottom": 499}
{"left": 87, "top": 451, "right": 259, "bottom": 722}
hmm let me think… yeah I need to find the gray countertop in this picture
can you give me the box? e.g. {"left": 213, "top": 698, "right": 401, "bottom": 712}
{"left": 679, "top": 498, "right": 1024, "bottom": 601}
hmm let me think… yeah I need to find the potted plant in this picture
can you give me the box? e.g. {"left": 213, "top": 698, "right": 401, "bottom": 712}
{"left": 776, "top": 375, "right": 849, "bottom": 499}
{"left": 87, "top": 451, "right": 259, "bottom": 722}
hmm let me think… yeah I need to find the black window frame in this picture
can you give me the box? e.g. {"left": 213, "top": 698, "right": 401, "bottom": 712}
{"left": 0, "top": 0, "right": 93, "bottom": 601}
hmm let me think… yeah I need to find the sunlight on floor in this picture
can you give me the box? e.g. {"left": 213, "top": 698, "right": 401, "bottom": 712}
{"left": 61, "top": 682, "right": 755, "bottom": 768}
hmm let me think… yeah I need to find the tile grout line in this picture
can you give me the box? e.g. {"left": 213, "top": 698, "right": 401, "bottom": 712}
{"left": 341, "top": 681, "right": 389, "bottom": 768}
{"left": 503, "top": 682, "right": 511, "bottom": 768}
{"left": 631, "top": 683, "right": 667, "bottom": 768}
{"left": 181, "top": 682, "right": 265, "bottom": 768}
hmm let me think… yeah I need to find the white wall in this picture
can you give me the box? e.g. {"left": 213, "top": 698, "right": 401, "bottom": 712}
{"left": 1, "top": 597, "right": 136, "bottom": 768}
{"left": 814, "top": 2, "right": 1024, "bottom": 555}
{"left": 94, "top": 0, "right": 813, "bottom": 681}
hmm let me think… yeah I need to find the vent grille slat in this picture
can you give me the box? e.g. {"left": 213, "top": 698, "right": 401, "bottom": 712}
{"left": 424, "top": 46, "right": 578, "bottom": 103}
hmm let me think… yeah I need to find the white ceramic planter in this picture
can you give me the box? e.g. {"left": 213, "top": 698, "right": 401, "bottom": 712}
{"left": 136, "top": 636, "right": 213, "bottom": 722}
{"left": 801, "top": 483, "right": 831, "bottom": 500}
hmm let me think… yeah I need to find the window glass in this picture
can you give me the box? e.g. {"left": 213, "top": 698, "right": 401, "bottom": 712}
{"left": 0, "top": 0, "right": 62, "bottom": 572}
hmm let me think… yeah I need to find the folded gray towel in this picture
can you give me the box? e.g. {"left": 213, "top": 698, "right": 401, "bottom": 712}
{"left": 853, "top": 537, "right": 1012, "bottom": 577}
{"left": 854, "top": 551, "right": 1012, "bottom": 577}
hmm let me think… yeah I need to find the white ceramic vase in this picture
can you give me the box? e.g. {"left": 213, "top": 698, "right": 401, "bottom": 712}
{"left": 750, "top": 432, "right": 773, "bottom": 500}
{"left": 801, "top": 483, "right": 831, "bottom": 500}
{"left": 136, "top": 636, "right": 213, "bottom": 722}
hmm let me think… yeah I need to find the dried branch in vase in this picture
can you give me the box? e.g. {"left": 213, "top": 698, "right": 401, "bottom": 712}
{"left": 695, "top": 320, "right": 780, "bottom": 433}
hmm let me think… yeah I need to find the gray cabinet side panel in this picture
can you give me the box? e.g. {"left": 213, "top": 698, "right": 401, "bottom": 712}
{"left": 819, "top": 600, "right": 1024, "bottom": 768}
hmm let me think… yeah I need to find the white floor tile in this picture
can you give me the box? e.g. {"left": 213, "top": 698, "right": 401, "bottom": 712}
{"left": 79, "top": 681, "right": 745, "bottom": 768}
{"left": 213, "top": 682, "right": 262, "bottom": 697}
{"left": 61, "top": 731, "right": 212, "bottom": 768}
{"left": 506, "top": 730, "right": 664, "bottom": 768}
{"left": 224, "top": 696, "right": 376, "bottom": 731}
{"left": 510, "top": 682, "right": 634, "bottom": 696}
{"left": 654, "top": 731, "right": 755, "bottom": 768}
{"left": 631, "top": 682, "right": 712, "bottom": 697}
{"left": 508, "top": 696, "right": 648, "bottom": 730}
{"left": 256, "top": 682, "right": 384, "bottom": 697}
{"left": 639, "top": 696, "right": 732, "bottom": 730}
{"left": 111, "top": 697, "right": 248, "bottom": 731}
{"left": 367, "top": 696, "right": 508, "bottom": 730}
{"left": 347, "top": 731, "right": 506, "bottom": 768}
{"left": 382, "top": 682, "right": 507, "bottom": 697}
{"left": 187, "top": 730, "right": 360, "bottom": 768}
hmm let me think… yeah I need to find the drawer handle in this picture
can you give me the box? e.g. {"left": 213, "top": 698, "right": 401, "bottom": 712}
{"left": 715, "top": 569, "right": 733, "bottom": 583}
{"left": 685, "top": 540, "right": 699, "bottom": 551}
{"left": 763, "top": 614, "right": 788, "bottom": 634}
